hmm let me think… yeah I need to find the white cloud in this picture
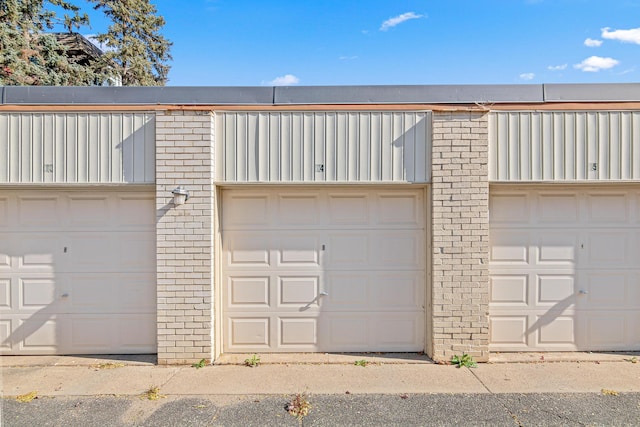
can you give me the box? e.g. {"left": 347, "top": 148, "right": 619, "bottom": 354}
{"left": 584, "top": 38, "right": 602, "bottom": 47}
{"left": 548, "top": 64, "right": 567, "bottom": 71}
{"left": 380, "top": 12, "right": 424, "bottom": 31}
{"left": 602, "top": 27, "right": 640, "bottom": 44}
{"left": 574, "top": 56, "right": 619, "bottom": 72}
{"left": 267, "top": 74, "right": 300, "bottom": 86}
{"left": 519, "top": 73, "right": 535, "bottom": 80}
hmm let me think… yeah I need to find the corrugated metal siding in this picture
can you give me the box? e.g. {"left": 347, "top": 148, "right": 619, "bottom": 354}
{"left": 0, "top": 112, "right": 155, "bottom": 184}
{"left": 215, "top": 111, "right": 431, "bottom": 183}
{"left": 489, "top": 111, "right": 640, "bottom": 181}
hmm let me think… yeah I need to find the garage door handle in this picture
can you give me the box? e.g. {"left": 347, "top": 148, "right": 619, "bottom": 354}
{"left": 578, "top": 290, "right": 589, "bottom": 295}
{"left": 319, "top": 291, "right": 328, "bottom": 296}
{"left": 61, "top": 293, "right": 69, "bottom": 298}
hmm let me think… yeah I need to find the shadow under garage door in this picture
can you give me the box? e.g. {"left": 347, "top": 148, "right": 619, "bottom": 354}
{"left": 221, "top": 187, "right": 427, "bottom": 353}
{"left": 0, "top": 188, "right": 156, "bottom": 355}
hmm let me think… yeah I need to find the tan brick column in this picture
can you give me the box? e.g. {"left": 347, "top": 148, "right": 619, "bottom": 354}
{"left": 430, "top": 111, "right": 490, "bottom": 362}
{"left": 155, "top": 110, "right": 214, "bottom": 364}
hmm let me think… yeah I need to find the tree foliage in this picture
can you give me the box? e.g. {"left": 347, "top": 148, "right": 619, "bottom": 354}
{"left": 89, "top": 0, "right": 172, "bottom": 86}
{"left": 0, "top": 0, "right": 172, "bottom": 86}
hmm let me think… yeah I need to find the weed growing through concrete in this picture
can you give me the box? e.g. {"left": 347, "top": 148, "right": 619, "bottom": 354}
{"left": 16, "top": 391, "right": 38, "bottom": 403}
{"left": 624, "top": 356, "right": 637, "bottom": 364}
{"left": 192, "top": 358, "right": 207, "bottom": 369}
{"left": 244, "top": 354, "right": 260, "bottom": 367}
{"left": 601, "top": 388, "right": 619, "bottom": 396}
{"left": 451, "top": 353, "right": 477, "bottom": 368}
{"left": 354, "top": 359, "right": 369, "bottom": 367}
{"left": 287, "top": 393, "right": 311, "bottom": 424}
{"left": 91, "top": 362, "right": 125, "bottom": 370}
{"left": 142, "top": 385, "right": 166, "bottom": 400}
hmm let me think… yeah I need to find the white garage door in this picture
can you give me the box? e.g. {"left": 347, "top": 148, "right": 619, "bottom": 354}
{"left": 0, "top": 189, "right": 156, "bottom": 355}
{"left": 222, "top": 187, "right": 426, "bottom": 353}
{"left": 489, "top": 187, "right": 640, "bottom": 351}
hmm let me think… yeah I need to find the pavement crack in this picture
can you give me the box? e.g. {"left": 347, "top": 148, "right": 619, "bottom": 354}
{"left": 158, "top": 367, "right": 183, "bottom": 391}
{"left": 468, "top": 368, "right": 524, "bottom": 427}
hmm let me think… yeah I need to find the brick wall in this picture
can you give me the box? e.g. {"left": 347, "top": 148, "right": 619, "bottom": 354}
{"left": 430, "top": 111, "right": 490, "bottom": 362}
{"left": 155, "top": 110, "right": 214, "bottom": 364}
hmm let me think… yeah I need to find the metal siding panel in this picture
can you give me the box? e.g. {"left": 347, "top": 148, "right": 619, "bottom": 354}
{"left": 552, "top": 112, "right": 564, "bottom": 180}
{"left": 280, "top": 113, "right": 292, "bottom": 181}
{"left": 586, "top": 112, "right": 598, "bottom": 180}
{"left": 269, "top": 113, "right": 280, "bottom": 181}
{"left": 620, "top": 112, "right": 632, "bottom": 180}
{"left": 574, "top": 113, "right": 586, "bottom": 180}
{"left": 291, "top": 112, "right": 302, "bottom": 181}
{"left": 530, "top": 112, "right": 542, "bottom": 181}
{"left": 359, "top": 112, "right": 371, "bottom": 181}
{"left": 518, "top": 113, "right": 530, "bottom": 181}
{"left": 120, "top": 114, "right": 134, "bottom": 183}
{"left": 76, "top": 114, "right": 88, "bottom": 182}
{"left": 110, "top": 114, "right": 122, "bottom": 182}
{"left": 224, "top": 113, "right": 237, "bottom": 181}
{"left": 563, "top": 113, "right": 575, "bottom": 180}
{"left": 633, "top": 113, "right": 640, "bottom": 179}
{"left": 303, "top": 113, "right": 314, "bottom": 181}
{"left": 100, "top": 114, "right": 112, "bottom": 182}
{"left": 369, "top": 112, "right": 382, "bottom": 181}
{"left": 392, "top": 113, "right": 404, "bottom": 181}
{"left": 496, "top": 113, "right": 509, "bottom": 181}
{"left": 415, "top": 112, "right": 427, "bottom": 182}
{"left": 257, "top": 113, "right": 269, "bottom": 181}
{"left": 236, "top": 113, "right": 248, "bottom": 182}
{"left": 403, "top": 112, "right": 416, "bottom": 182}
{"left": 598, "top": 113, "right": 610, "bottom": 179}
{"left": 336, "top": 113, "right": 348, "bottom": 181}
{"left": 246, "top": 113, "right": 258, "bottom": 182}
{"left": 347, "top": 113, "right": 358, "bottom": 181}
{"left": 324, "top": 113, "right": 336, "bottom": 181}
{"left": 313, "top": 114, "right": 325, "bottom": 182}
{"left": 0, "top": 114, "right": 8, "bottom": 182}
{"left": 30, "top": 114, "right": 44, "bottom": 183}
{"left": 507, "top": 113, "right": 519, "bottom": 180}
{"left": 381, "top": 112, "right": 393, "bottom": 181}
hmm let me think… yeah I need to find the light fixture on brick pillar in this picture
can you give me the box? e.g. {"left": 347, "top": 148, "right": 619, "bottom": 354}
{"left": 171, "top": 186, "right": 189, "bottom": 205}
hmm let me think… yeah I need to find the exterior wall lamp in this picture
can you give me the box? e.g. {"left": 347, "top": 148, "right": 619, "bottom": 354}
{"left": 171, "top": 186, "right": 189, "bottom": 205}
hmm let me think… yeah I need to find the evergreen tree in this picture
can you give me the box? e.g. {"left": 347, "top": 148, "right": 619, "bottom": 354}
{"left": 0, "top": 0, "right": 97, "bottom": 85}
{"left": 90, "top": 0, "right": 172, "bottom": 86}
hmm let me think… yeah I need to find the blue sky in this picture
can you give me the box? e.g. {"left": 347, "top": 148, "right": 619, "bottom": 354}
{"left": 84, "top": 0, "right": 640, "bottom": 86}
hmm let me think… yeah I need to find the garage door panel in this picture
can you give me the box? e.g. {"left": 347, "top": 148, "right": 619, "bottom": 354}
{"left": 116, "top": 233, "right": 156, "bottom": 271}
{"left": 228, "top": 317, "right": 270, "bottom": 348}
{"left": 537, "top": 275, "right": 575, "bottom": 306}
{"left": 327, "top": 233, "right": 369, "bottom": 267}
{"left": 585, "top": 314, "right": 626, "bottom": 348}
{"left": 117, "top": 196, "right": 156, "bottom": 228}
{"left": 537, "top": 315, "right": 575, "bottom": 345}
{"left": 70, "top": 315, "right": 114, "bottom": 352}
{"left": 19, "top": 277, "right": 58, "bottom": 309}
{"left": 0, "top": 252, "right": 10, "bottom": 268}
{"left": 16, "top": 234, "right": 60, "bottom": 271}
{"left": 0, "top": 278, "right": 11, "bottom": 309}
{"left": 18, "top": 315, "right": 63, "bottom": 352}
{"left": 278, "top": 276, "right": 319, "bottom": 307}
{"left": 0, "top": 319, "right": 11, "bottom": 350}
{"left": 328, "top": 194, "right": 369, "bottom": 225}
{"left": 276, "top": 194, "right": 321, "bottom": 226}
{"left": 587, "top": 193, "right": 629, "bottom": 223}
{"left": 227, "top": 276, "right": 271, "bottom": 308}
{"left": 373, "top": 315, "right": 422, "bottom": 349}
{"left": 490, "top": 316, "right": 529, "bottom": 346}
{"left": 587, "top": 232, "right": 630, "bottom": 266}
{"left": 377, "top": 193, "right": 422, "bottom": 227}
{"left": 277, "top": 234, "right": 320, "bottom": 266}
{"left": 0, "top": 197, "right": 8, "bottom": 227}
{"left": 68, "top": 197, "right": 110, "bottom": 226}
{"left": 372, "top": 273, "right": 424, "bottom": 310}
{"left": 17, "top": 197, "right": 60, "bottom": 227}
{"left": 490, "top": 275, "right": 528, "bottom": 306}
{"left": 222, "top": 194, "right": 270, "bottom": 228}
{"left": 279, "top": 318, "right": 317, "bottom": 347}
{"left": 325, "top": 315, "right": 369, "bottom": 347}
{"left": 373, "top": 231, "right": 423, "bottom": 268}
{"left": 538, "top": 193, "right": 579, "bottom": 224}
{"left": 536, "top": 233, "right": 578, "bottom": 265}
{"left": 490, "top": 194, "right": 529, "bottom": 224}
{"left": 225, "top": 232, "right": 271, "bottom": 267}
{"left": 489, "top": 231, "right": 529, "bottom": 264}
{"left": 325, "top": 273, "right": 368, "bottom": 309}
{"left": 117, "top": 315, "right": 156, "bottom": 351}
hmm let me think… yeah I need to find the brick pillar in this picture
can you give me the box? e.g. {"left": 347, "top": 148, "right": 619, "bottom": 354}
{"left": 155, "top": 110, "right": 214, "bottom": 364}
{"left": 430, "top": 111, "right": 490, "bottom": 362}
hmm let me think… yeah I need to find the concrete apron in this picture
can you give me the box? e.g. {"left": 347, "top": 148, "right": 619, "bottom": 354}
{"left": 2, "top": 352, "right": 640, "bottom": 398}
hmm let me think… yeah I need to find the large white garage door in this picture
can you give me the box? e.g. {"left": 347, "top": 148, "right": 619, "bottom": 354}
{"left": 0, "top": 189, "right": 156, "bottom": 355}
{"left": 489, "top": 187, "right": 640, "bottom": 351}
{"left": 222, "top": 187, "right": 426, "bottom": 353}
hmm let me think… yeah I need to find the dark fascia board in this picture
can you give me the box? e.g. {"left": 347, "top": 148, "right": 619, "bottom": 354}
{"left": 274, "top": 84, "right": 545, "bottom": 104}
{"left": 1, "top": 86, "right": 274, "bottom": 105}
{"left": 544, "top": 83, "right": 640, "bottom": 102}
